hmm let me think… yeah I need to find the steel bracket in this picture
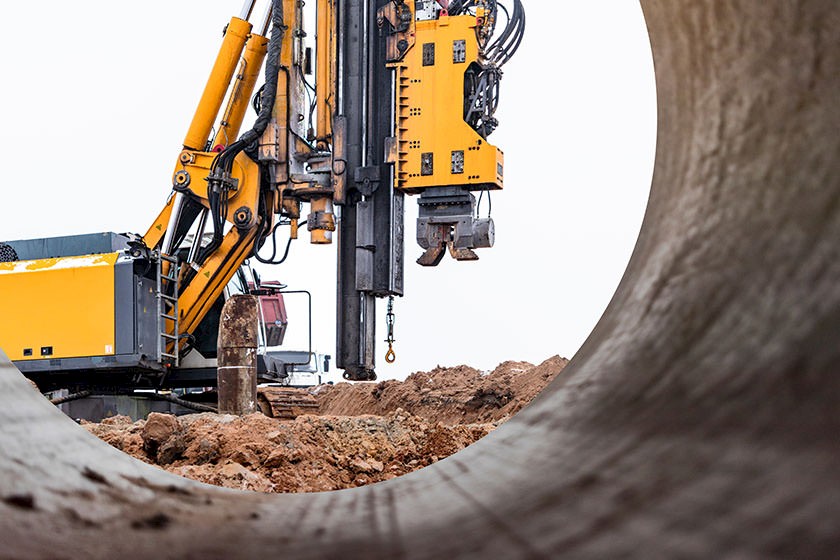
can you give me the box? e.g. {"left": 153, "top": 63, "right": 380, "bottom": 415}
{"left": 354, "top": 166, "right": 381, "bottom": 196}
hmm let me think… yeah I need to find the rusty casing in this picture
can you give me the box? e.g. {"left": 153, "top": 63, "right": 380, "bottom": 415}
{"left": 217, "top": 295, "right": 260, "bottom": 415}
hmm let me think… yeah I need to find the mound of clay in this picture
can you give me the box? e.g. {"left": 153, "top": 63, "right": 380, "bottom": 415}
{"left": 314, "top": 355, "right": 569, "bottom": 424}
{"left": 82, "top": 357, "right": 567, "bottom": 493}
{"left": 84, "top": 410, "right": 495, "bottom": 493}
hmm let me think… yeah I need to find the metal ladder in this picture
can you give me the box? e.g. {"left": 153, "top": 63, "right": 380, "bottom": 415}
{"left": 156, "top": 253, "right": 180, "bottom": 368}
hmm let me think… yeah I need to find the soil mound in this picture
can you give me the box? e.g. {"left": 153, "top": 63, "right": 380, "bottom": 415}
{"left": 82, "top": 356, "right": 567, "bottom": 493}
{"left": 315, "top": 355, "right": 569, "bottom": 424}
{"left": 83, "top": 411, "right": 495, "bottom": 493}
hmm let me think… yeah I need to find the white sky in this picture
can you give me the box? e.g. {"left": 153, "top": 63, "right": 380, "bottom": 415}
{"left": 0, "top": 1, "right": 656, "bottom": 381}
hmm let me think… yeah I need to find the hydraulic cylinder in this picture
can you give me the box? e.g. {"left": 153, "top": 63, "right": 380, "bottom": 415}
{"left": 213, "top": 33, "right": 269, "bottom": 149}
{"left": 183, "top": 17, "right": 253, "bottom": 151}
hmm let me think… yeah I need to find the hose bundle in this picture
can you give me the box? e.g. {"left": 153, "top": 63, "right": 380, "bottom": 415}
{"left": 451, "top": 0, "right": 525, "bottom": 138}
{"left": 0, "top": 243, "right": 18, "bottom": 263}
{"left": 199, "top": 0, "right": 286, "bottom": 264}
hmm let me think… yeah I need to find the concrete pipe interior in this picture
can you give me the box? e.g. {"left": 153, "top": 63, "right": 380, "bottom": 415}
{"left": 1, "top": 1, "right": 839, "bottom": 557}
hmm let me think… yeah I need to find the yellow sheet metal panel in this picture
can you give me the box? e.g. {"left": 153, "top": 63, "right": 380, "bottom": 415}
{"left": 0, "top": 253, "right": 118, "bottom": 361}
{"left": 394, "top": 15, "right": 504, "bottom": 194}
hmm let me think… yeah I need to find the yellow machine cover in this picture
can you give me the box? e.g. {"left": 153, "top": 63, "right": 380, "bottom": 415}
{"left": 0, "top": 253, "right": 118, "bottom": 361}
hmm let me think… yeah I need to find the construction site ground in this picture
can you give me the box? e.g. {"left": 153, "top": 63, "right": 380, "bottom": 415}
{"left": 82, "top": 356, "right": 568, "bottom": 493}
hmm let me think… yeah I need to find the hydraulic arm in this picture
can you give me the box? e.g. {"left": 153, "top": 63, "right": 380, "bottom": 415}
{"left": 0, "top": 0, "right": 523, "bottom": 388}
{"left": 138, "top": 0, "right": 523, "bottom": 381}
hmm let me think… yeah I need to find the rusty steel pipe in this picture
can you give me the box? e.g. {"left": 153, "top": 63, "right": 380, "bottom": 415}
{"left": 1, "top": 1, "right": 840, "bottom": 557}
{"left": 217, "top": 295, "right": 260, "bottom": 415}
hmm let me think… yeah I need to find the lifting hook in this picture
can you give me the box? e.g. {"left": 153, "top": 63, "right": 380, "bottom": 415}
{"left": 385, "top": 296, "right": 397, "bottom": 364}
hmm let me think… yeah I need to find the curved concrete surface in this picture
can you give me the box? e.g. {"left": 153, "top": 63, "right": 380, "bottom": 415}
{"left": 2, "top": 1, "right": 839, "bottom": 557}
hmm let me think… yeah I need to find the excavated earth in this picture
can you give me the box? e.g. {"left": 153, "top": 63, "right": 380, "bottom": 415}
{"left": 82, "top": 356, "right": 568, "bottom": 493}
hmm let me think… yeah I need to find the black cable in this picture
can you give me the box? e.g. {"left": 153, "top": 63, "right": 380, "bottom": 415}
{"left": 0, "top": 243, "right": 18, "bottom": 263}
{"left": 466, "top": 0, "right": 522, "bottom": 69}
{"left": 259, "top": 235, "right": 294, "bottom": 265}
{"left": 252, "top": 83, "right": 266, "bottom": 114}
{"left": 178, "top": 333, "right": 196, "bottom": 360}
{"left": 300, "top": 71, "right": 318, "bottom": 141}
{"left": 253, "top": 220, "right": 307, "bottom": 265}
{"left": 220, "top": 0, "right": 286, "bottom": 158}
{"left": 457, "top": 1, "right": 524, "bottom": 138}
{"left": 50, "top": 390, "right": 92, "bottom": 406}
{"left": 150, "top": 392, "right": 217, "bottom": 414}
{"left": 475, "top": 190, "right": 492, "bottom": 218}
{"left": 493, "top": 1, "right": 525, "bottom": 68}
{"left": 199, "top": 0, "right": 286, "bottom": 266}
{"left": 486, "top": 2, "right": 512, "bottom": 59}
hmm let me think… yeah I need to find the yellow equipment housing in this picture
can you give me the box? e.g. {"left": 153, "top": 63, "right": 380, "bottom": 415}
{"left": 0, "top": 234, "right": 160, "bottom": 378}
{"left": 393, "top": 14, "right": 504, "bottom": 194}
{"left": 0, "top": 253, "right": 119, "bottom": 362}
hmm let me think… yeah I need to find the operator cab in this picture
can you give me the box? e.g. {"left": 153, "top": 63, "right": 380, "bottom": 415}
{"left": 225, "top": 265, "right": 288, "bottom": 348}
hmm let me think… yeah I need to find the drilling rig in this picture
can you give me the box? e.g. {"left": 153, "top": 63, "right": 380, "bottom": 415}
{"left": 0, "top": 0, "right": 524, "bottom": 411}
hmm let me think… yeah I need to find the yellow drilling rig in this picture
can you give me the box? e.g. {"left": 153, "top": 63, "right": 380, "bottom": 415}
{"left": 0, "top": 0, "right": 524, "bottom": 417}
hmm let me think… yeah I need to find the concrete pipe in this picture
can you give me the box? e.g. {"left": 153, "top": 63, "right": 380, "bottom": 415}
{"left": 1, "top": 1, "right": 839, "bottom": 557}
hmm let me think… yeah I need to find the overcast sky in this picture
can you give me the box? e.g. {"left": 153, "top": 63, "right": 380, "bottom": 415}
{"left": 0, "top": 1, "right": 656, "bottom": 380}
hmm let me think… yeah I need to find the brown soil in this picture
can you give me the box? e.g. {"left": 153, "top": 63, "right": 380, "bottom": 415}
{"left": 82, "top": 356, "right": 567, "bottom": 493}
{"left": 315, "top": 356, "right": 569, "bottom": 424}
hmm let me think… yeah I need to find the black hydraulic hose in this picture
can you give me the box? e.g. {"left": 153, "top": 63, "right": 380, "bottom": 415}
{"left": 257, "top": 234, "right": 294, "bottom": 265}
{"left": 0, "top": 243, "right": 18, "bottom": 262}
{"left": 496, "top": 2, "right": 525, "bottom": 67}
{"left": 216, "top": 0, "right": 286, "bottom": 169}
{"left": 49, "top": 390, "right": 92, "bottom": 406}
{"left": 254, "top": 220, "right": 307, "bottom": 264}
{"left": 200, "top": 0, "right": 286, "bottom": 266}
{"left": 50, "top": 390, "right": 216, "bottom": 414}
{"left": 150, "top": 393, "right": 218, "bottom": 414}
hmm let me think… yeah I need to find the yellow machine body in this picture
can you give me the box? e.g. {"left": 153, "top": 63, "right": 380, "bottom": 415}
{"left": 0, "top": 253, "right": 119, "bottom": 361}
{"left": 0, "top": 0, "right": 521, "bottom": 392}
{"left": 393, "top": 15, "right": 504, "bottom": 194}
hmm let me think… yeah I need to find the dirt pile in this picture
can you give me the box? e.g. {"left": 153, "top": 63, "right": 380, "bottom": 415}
{"left": 82, "top": 356, "right": 567, "bottom": 493}
{"left": 84, "top": 410, "right": 494, "bottom": 493}
{"left": 315, "top": 355, "right": 569, "bottom": 424}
